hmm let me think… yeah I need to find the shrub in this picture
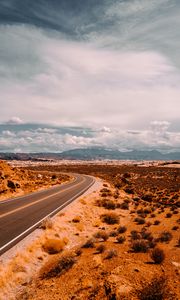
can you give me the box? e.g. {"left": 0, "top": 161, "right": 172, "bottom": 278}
{"left": 96, "top": 199, "right": 116, "bottom": 210}
{"left": 154, "top": 220, "right": 160, "bottom": 225}
{"left": 130, "top": 230, "right": 141, "bottom": 240}
{"left": 101, "top": 213, "right": 120, "bottom": 225}
{"left": 146, "top": 221, "right": 152, "bottom": 227}
{"left": 101, "top": 192, "right": 108, "bottom": 197}
{"left": 114, "top": 182, "right": 121, "bottom": 189}
{"left": 137, "top": 276, "right": 169, "bottom": 300}
{"left": 123, "top": 172, "right": 131, "bottom": 178}
{"left": 120, "top": 202, "right": 129, "bottom": 210}
{"left": 116, "top": 236, "right": 126, "bottom": 244}
{"left": 105, "top": 249, "right": 118, "bottom": 259}
{"left": 40, "top": 217, "right": 53, "bottom": 230}
{"left": 166, "top": 213, "right": 172, "bottom": 218}
{"left": 140, "top": 230, "right": 153, "bottom": 241}
{"left": 148, "top": 239, "right": 157, "bottom": 249}
{"left": 134, "top": 217, "right": 146, "bottom": 225}
{"left": 130, "top": 240, "right": 149, "bottom": 253}
{"left": 41, "top": 254, "right": 76, "bottom": 279}
{"left": 100, "top": 188, "right": 110, "bottom": 193}
{"left": 117, "top": 225, "right": 127, "bottom": 234}
{"left": 159, "top": 231, "right": 173, "bottom": 243}
{"left": 109, "top": 230, "right": 118, "bottom": 237}
{"left": 75, "top": 248, "right": 82, "bottom": 256}
{"left": 103, "top": 184, "right": 108, "bottom": 187}
{"left": 114, "top": 193, "right": 119, "bottom": 199}
{"left": 150, "top": 247, "right": 165, "bottom": 264}
{"left": 124, "top": 187, "right": 134, "bottom": 194}
{"left": 82, "top": 238, "right": 95, "bottom": 248}
{"left": 141, "top": 193, "right": 153, "bottom": 202}
{"left": 96, "top": 244, "right": 106, "bottom": 253}
{"left": 7, "top": 180, "right": 16, "bottom": 189}
{"left": 72, "top": 216, "right": 81, "bottom": 223}
{"left": 42, "top": 238, "right": 67, "bottom": 254}
{"left": 94, "top": 231, "right": 109, "bottom": 241}
{"left": 133, "top": 197, "right": 140, "bottom": 202}
{"left": 144, "top": 208, "right": 152, "bottom": 215}
{"left": 172, "top": 226, "right": 179, "bottom": 231}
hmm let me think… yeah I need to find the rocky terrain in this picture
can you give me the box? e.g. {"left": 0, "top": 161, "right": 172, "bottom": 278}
{"left": 0, "top": 160, "right": 70, "bottom": 201}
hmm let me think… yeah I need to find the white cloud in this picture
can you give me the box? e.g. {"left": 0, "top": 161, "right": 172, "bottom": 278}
{"left": 0, "top": 24, "right": 180, "bottom": 131}
{"left": 5, "top": 117, "right": 24, "bottom": 125}
{"left": 0, "top": 122, "right": 179, "bottom": 152}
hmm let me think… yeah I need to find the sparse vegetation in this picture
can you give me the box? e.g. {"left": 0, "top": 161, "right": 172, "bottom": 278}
{"left": 131, "top": 230, "right": 141, "bottom": 240}
{"left": 154, "top": 220, "right": 160, "bottom": 225}
{"left": 100, "top": 212, "right": 120, "bottom": 224}
{"left": 93, "top": 231, "right": 109, "bottom": 241}
{"left": 166, "top": 213, "right": 172, "bottom": 218}
{"left": 105, "top": 249, "right": 118, "bottom": 259}
{"left": 150, "top": 247, "right": 165, "bottom": 264}
{"left": 134, "top": 217, "right": 146, "bottom": 225}
{"left": 72, "top": 216, "right": 81, "bottom": 223}
{"left": 159, "top": 231, "right": 173, "bottom": 243}
{"left": 41, "top": 254, "right": 76, "bottom": 279}
{"left": 96, "top": 244, "right": 106, "bottom": 253}
{"left": 42, "top": 238, "right": 68, "bottom": 254}
{"left": 137, "top": 276, "right": 169, "bottom": 300}
{"left": 120, "top": 201, "right": 129, "bottom": 210}
{"left": 95, "top": 198, "right": 116, "bottom": 209}
{"left": 116, "top": 236, "right": 126, "bottom": 244}
{"left": 3, "top": 162, "right": 179, "bottom": 299}
{"left": 117, "top": 225, "right": 127, "bottom": 234}
{"left": 40, "top": 217, "right": 53, "bottom": 230}
{"left": 130, "top": 239, "right": 149, "bottom": 253}
{"left": 82, "top": 238, "right": 95, "bottom": 248}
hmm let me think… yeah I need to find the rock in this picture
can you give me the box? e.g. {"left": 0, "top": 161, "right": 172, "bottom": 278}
{"left": 7, "top": 180, "right": 16, "bottom": 189}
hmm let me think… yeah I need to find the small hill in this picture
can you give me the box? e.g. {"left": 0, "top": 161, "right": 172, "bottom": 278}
{"left": 0, "top": 160, "right": 69, "bottom": 200}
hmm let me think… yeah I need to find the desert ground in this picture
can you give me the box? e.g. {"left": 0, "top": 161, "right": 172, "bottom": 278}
{"left": 0, "top": 160, "right": 71, "bottom": 201}
{"left": 0, "top": 160, "right": 179, "bottom": 299}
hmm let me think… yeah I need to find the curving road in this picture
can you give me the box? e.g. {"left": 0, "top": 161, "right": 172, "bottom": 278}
{"left": 0, "top": 174, "right": 95, "bottom": 255}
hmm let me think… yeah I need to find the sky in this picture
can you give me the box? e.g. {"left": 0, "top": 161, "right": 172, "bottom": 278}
{"left": 0, "top": 0, "right": 180, "bottom": 152}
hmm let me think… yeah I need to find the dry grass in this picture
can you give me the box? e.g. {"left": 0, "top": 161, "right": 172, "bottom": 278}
{"left": 40, "top": 217, "right": 53, "bottom": 230}
{"left": 136, "top": 276, "right": 171, "bottom": 300}
{"left": 130, "top": 239, "right": 149, "bottom": 253}
{"left": 41, "top": 253, "right": 76, "bottom": 279}
{"left": 150, "top": 247, "right": 165, "bottom": 264}
{"left": 72, "top": 216, "right": 81, "bottom": 223}
{"left": 100, "top": 212, "right": 120, "bottom": 225}
{"left": 42, "top": 238, "right": 68, "bottom": 254}
{"left": 105, "top": 249, "right": 118, "bottom": 259}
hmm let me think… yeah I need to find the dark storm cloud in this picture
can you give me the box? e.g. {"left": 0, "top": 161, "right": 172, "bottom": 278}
{"left": 0, "top": 0, "right": 110, "bottom": 37}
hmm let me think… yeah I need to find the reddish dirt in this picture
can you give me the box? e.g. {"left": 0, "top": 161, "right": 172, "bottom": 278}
{"left": 18, "top": 163, "right": 180, "bottom": 300}
{"left": 0, "top": 160, "right": 70, "bottom": 201}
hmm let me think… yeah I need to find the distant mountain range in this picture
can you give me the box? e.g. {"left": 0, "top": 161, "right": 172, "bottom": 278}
{"left": 0, "top": 148, "right": 180, "bottom": 161}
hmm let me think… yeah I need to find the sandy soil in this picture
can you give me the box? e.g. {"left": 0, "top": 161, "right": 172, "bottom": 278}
{"left": 0, "top": 160, "right": 70, "bottom": 201}
{"left": 0, "top": 162, "right": 179, "bottom": 300}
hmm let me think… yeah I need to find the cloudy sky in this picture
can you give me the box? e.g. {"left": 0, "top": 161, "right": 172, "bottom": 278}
{"left": 0, "top": 0, "right": 180, "bottom": 152}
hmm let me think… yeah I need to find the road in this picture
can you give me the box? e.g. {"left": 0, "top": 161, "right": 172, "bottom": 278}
{"left": 0, "top": 174, "right": 94, "bottom": 255}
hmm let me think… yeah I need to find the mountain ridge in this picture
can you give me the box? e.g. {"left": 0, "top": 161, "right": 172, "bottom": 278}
{"left": 0, "top": 148, "right": 180, "bottom": 161}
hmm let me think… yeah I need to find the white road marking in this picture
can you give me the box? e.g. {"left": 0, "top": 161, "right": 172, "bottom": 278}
{"left": 0, "top": 178, "right": 85, "bottom": 218}
{"left": 0, "top": 177, "right": 95, "bottom": 253}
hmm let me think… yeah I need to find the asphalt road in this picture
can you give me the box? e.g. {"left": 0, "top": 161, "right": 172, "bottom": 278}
{"left": 0, "top": 174, "right": 95, "bottom": 255}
